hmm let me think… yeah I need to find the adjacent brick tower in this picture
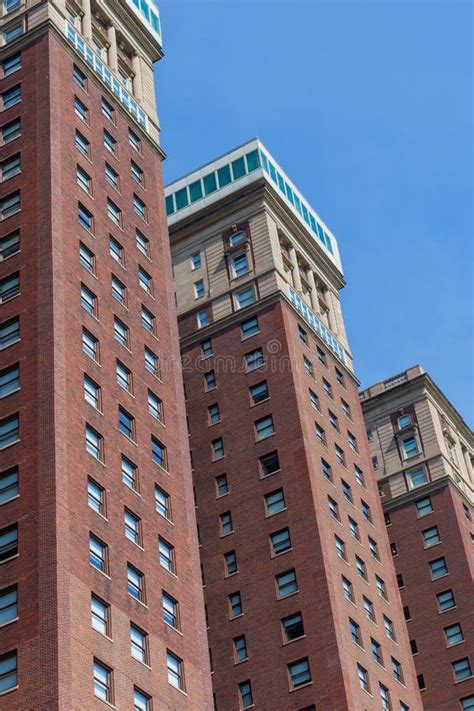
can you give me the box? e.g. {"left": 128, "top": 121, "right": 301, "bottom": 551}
{"left": 360, "top": 366, "right": 474, "bottom": 711}
{"left": 0, "top": 1, "right": 212, "bottom": 708}
{"left": 166, "top": 139, "right": 422, "bottom": 711}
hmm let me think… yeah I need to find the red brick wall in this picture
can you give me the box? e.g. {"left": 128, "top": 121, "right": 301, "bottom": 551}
{"left": 386, "top": 483, "right": 474, "bottom": 710}
{"left": 183, "top": 298, "right": 422, "bottom": 710}
{"left": 0, "top": 30, "right": 212, "bottom": 710}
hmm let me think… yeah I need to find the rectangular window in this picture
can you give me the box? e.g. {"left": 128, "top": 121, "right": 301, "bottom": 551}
{"left": 241, "top": 316, "right": 259, "bottom": 338}
{"left": 197, "top": 309, "right": 209, "bottom": 328}
{"left": 147, "top": 390, "right": 162, "bottom": 421}
{"left": 401, "top": 435, "right": 418, "bottom": 459}
{"left": 276, "top": 569, "right": 297, "bottom": 598}
{"left": 116, "top": 360, "right": 132, "bottom": 392}
{"left": 0, "top": 230, "right": 20, "bottom": 261}
{"left": 368, "top": 537, "right": 379, "bottom": 560}
{"left": 437, "top": 589, "right": 456, "bottom": 611}
{"left": 155, "top": 485, "right": 171, "bottom": 521}
{"left": 356, "top": 556, "right": 367, "bottom": 581}
{"left": 234, "top": 635, "right": 248, "bottom": 663}
{"left": 322, "top": 378, "right": 332, "bottom": 397}
{"left": 453, "top": 658, "right": 472, "bottom": 682}
{"left": 430, "top": 557, "right": 448, "bottom": 579}
{"left": 354, "top": 464, "right": 365, "bottom": 487}
{"left": 212, "top": 437, "right": 224, "bottom": 460}
{"left": 136, "top": 229, "right": 149, "bottom": 257}
{"left": 0, "top": 316, "right": 19, "bottom": 350}
{"left": 348, "top": 517, "right": 360, "bottom": 540}
{"left": 2, "top": 53, "right": 21, "bottom": 77}
{"left": 105, "top": 162, "right": 119, "bottom": 190}
{"left": 335, "top": 444, "right": 346, "bottom": 466}
{"left": 76, "top": 164, "right": 91, "bottom": 193}
{"left": 328, "top": 496, "right": 339, "bottom": 521}
{"left": 315, "top": 423, "right": 326, "bottom": 445}
{"left": 1, "top": 118, "right": 21, "bottom": 144}
{"left": 348, "top": 431, "right": 358, "bottom": 452}
{"left": 139, "top": 267, "right": 152, "bottom": 294}
{"left": 0, "top": 523, "right": 17, "bottom": 561}
{"left": 216, "top": 474, "right": 228, "bottom": 497}
{"left": 127, "top": 564, "right": 144, "bottom": 601}
{"left": 141, "top": 306, "right": 156, "bottom": 334}
{"left": 191, "top": 251, "right": 201, "bottom": 270}
{"left": 85, "top": 424, "right": 103, "bottom": 461}
{"left": 93, "top": 659, "right": 112, "bottom": 702}
{"left": 144, "top": 346, "right": 158, "bottom": 376}
{"left": 341, "top": 399, "right": 351, "bottom": 417}
{"left": 75, "top": 130, "right": 90, "bottom": 157}
{"left": 231, "top": 252, "right": 249, "bottom": 279}
{"left": 298, "top": 324, "right": 308, "bottom": 344}
{"left": 133, "top": 194, "right": 147, "bottom": 220}
{"left": 376, "top": 575, "right": 388, "bottom": 600}
{"left": 445, "top": 623, "right": 464, "bottom": 646}
{"left": 363, "top": 596, "right": 375, "bottom": 622}
{"left": 0, "top": 414, "right": 19, "bottom": 449}
{"left": 0, "top": 466, "right": 18, "bottom": 504}
{"left": 361, "top": 499, "right": 372, "bottom": 523}
{"left": 1, "top": 154, "right": 20, "bottom": 181}
{"left": 4, "top": 22, "right": 23, "bottom": 44}
{"left": 0, "top": 363, "right": 19, "bottom": 397}
{"left": 109, "top": 235, "right": 123, "bottom": 264}
{"left": 89, "top": 533, "right": 107, "bottom": 573}
{"left": 335, "top": 535, "right": 346, "bottom": 560}
{"left": 131, "top": 160, "right": 144, "bottom": 185}
{"left": 101, "top": 97, "right": 114, "bottom": 121}
{"left": 416, "top": 495, "right": 433, "bottom": 516}
{"left": 162, "top": 591, "right": 179, "bottom": 629}
{"left": 103, "top": 129, "right": 117, "bottom": 154}
{"left": 130, "top": 623, "right": 148, "bottom": 664}
{"left": 371, "top": 638, "right": 383, "bottom": 664}
{"left": 129, "top": 128, "right": 141, "bottom": 152}
{"left": 423, "top": 526, "right": 440, "bottom": 547}
{"left": 238, "top": 680, "right": 253, "bottom": 709}
{"left": 111, "top": 275, "right": 126, "bottom": 305}
{"left": 2, "top": 84, "right": 21, "bottom": 109}
{"left": 82, "top": 328, "right": 99, "bottom": 361}
{"left": 321, "top": 458, "right": 332, "bottom": 480}
{"left": 245, "top": 347, "right": 264, "bottom": 371}
{"left": 379, "top": 683, "right": 391, "bottom": 710}
{"left": 224, "top": 550, "right": 238, "bottom": 575}
{"left": 114, "top": 317, "right": 129, "bottom": 348}
{"left": 341, "top": 479, "right": 352, "bottom": 502}
{"left": 0, "top": 650, "right": 17, "bottom": 694}
{"left": 74, "top": 96, "right": 88, "bottom": 122}
{"left": 80, "top": 283, "right": 97, "bottom": 316}
{"left": 79, "top": 242, "right": 95, "bottom": 273}
{"left": 91, "top": 594, "right": 109, "bottom": 636}
{"left": 255, "top": 415, "right": 274, "bottom": 440}
{"left": 288, "top": 658, "right": 311, "bottom": 689}
{"left": 270, "top": 528, "right": 291, "bottom": 554}
{"left": 329, "top": 410, "right": 339, "bottom": 431}
{"left": 0, "top": 191, "right": 20, "bottom": 219}
{"left": 259, "top": 450, "right": 280, "bottom": 477}
{"left": 0, "top": 584, "right": 17, "bottom": 625}
{"left": 107, "top": 198, "right": 121, "bottom": 226}
{"left": 119, "top": 407, "right": 135, "bottom": 441}
{"left": 229, "top": 591, "right": 242, "bottom": 618}
{"left": 303, "top": 356, "right": 313, "bottom": 376}
{"left": 194, "top": 279, "right": 205, "bottom": 299}
{"left": 383, "top": 615, "right": 395, "bottom": 641}
{"left": 208, "top": 402, "right": 220, "bottom": 425}
{"left": 408, "top": 467, "right": 427, "bottom": 488}
{"left": 78, "top": 202, "right": 93, "bottom": 232}
{"left": 124, "top": 509, "right": 141, "bottom": 546}
{"left": 121, "top": 455, "right": 138, "bottom": 491}
{"left": 87, "top": 478, "right": 105, "bottom": 515}
{"left": 350, "top": 618, "right": 362, "bottom": 646}
{"left": 167, "top": 652, "right": 184, "bottom": 690}
{"left": 342, "top": 576, "right": 354, "bottom": 603}
{"left": 281, "top": 612, "right": 304, "bottom": 642}
{"left": 357, "top": 664, "right": 369, "bottom": 692}
{"left": 309, "top": 389, "right": 320, "bottom": 410}
{"left": 159, "top": 537, "right": 175, "bottom": 573}
{"left": 73, "top": 64, "right": 87, "bottom": 89}
{"left": 151, "top": 436, "right": 167, "bottom": 469}
{"left": 265, "top": 488, "right": 285, "bottom": 515}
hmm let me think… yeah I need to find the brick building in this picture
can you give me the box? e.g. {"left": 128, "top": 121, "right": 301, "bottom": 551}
{"left": 167, "top": 139, "right": 422, "bottom": 710}
{"left": 0, "top": 0, "right": 212, "bottom": 708}
{"left": 360, "top": 365, "right": 474, "bottom": 711}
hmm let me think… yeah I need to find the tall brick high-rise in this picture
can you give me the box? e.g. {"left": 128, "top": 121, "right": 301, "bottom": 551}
{"left": 166, "top": 139, "right": 423, "bottom": 710}
{"left": 360, "top": 366, "right": 473, "bottom": 711}
{"left": 0, "top": 0, "right": 212, "bottom": 708}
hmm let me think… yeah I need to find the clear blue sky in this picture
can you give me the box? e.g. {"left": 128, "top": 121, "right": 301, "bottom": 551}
{"left": 156, "top": 0, "right": 473, "bottom": 425}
